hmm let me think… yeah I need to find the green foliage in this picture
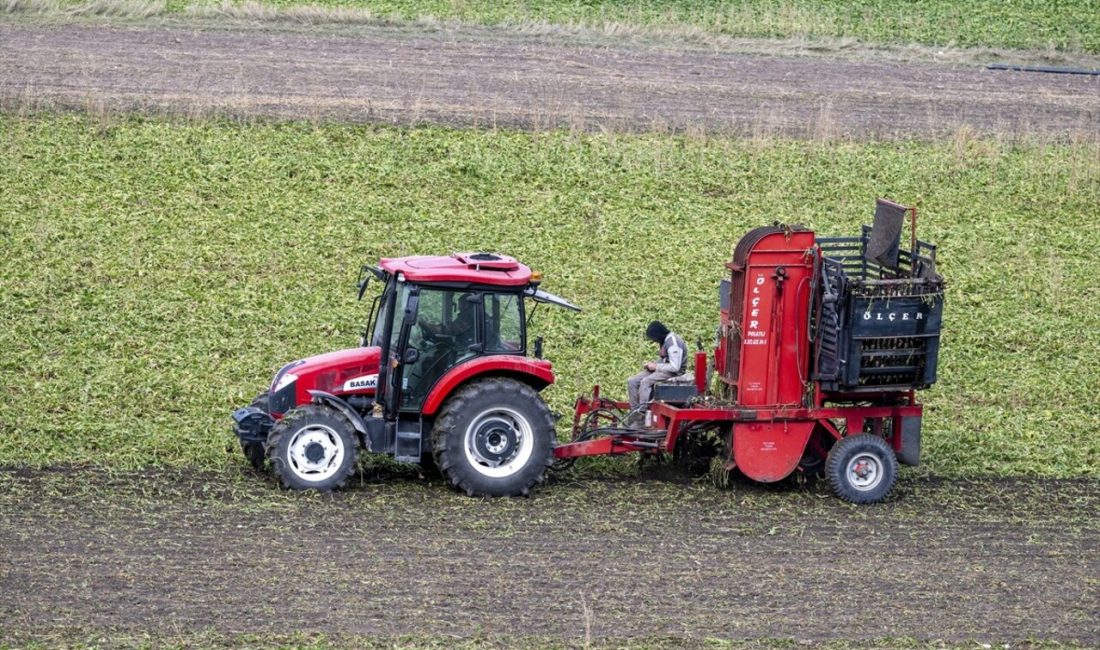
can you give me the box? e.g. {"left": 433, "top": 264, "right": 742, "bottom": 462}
{"left": 1, "top": 113, "right": 1098, "bottom": 476}
{"left": 178, "top": 0, "right": 1100, "bottom": 54}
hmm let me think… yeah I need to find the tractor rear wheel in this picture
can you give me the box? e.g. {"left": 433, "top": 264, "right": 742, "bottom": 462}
{"left": 240, "top": 392, "right": 270, "bottom": 471}
{"left": 267, "top": 404, "right": 359, "bottom": 491}
{"left": 825, "top": 434, "right": 898, "bottom": 504}
{"left": 431, "top": 378, "right": 555, "bottom": 497}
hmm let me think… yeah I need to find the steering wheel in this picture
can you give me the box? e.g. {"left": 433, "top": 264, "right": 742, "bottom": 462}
{"left": 418, "top": 318, "right": 452, "bottom": 343}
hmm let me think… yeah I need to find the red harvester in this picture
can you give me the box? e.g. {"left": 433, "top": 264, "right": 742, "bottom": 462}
{"left": 558, "top": 198, "right": 944, "bottom": 502}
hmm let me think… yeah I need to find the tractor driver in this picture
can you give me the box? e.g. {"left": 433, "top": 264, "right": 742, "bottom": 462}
{"left": 418, "top": 292, "right": 479, "bottom": 355}
{"left": 626, "top": 320, "right": 687, "bottom": 420}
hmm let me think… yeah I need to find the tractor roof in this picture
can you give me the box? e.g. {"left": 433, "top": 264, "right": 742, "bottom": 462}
{"left": 379, "top": 252, "right": 533, "bottom": 287}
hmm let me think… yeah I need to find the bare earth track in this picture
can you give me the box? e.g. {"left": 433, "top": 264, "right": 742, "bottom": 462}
{"left": 1, "top": 468, "right": 1097, "bottom": 645}
{"left": 1, "top": 21, "right": 1098, "bottom": 138}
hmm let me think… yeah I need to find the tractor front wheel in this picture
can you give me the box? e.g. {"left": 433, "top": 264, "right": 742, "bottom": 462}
{"left": 825, "top": 434, "right": 898, "bottom": 504}
{"left": 267, "top": 404, "right": 359, "bottom": 491}
{"left": 431, "top": 378, "right": 555, "bottom": 497}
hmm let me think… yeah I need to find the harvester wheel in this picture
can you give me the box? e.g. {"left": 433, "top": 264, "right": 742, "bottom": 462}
{"left": 239, "top": 392, "right": 270, "bottom": 471}
{"left": 267, "top": 404, "right": 358, "bottom": 491}
{"left": 825, "top": 434, "right": 898, "bottom": 504}
{"left": 798, "top": 425, "right": 836, "bottom": 481}
{"left": 431, "top": 378, "right": 555, "bottom": 497}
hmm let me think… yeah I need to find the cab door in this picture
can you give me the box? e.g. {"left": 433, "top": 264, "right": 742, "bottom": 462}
{"left": 399, "top": 288, "right": 483, "bottom": 411}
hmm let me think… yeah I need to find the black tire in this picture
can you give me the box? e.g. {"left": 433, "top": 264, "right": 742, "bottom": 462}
{"left": 825, "top": 434, "right": 898, "bottom": 504}
{"left": 798, "top": 427, "right": 836, "bottom": 481}
{"left": 419, "top": 449, "right": 441, "bottom": 477}
{"left": 267, "top": 404, "right": 359, "bottom": 491}
{"left": 240, "top": 392, "right": 270, "bottom": 471}
{"left": 431, "top": 378, "right": 555, "bottom": 497}
{"left": 798, "top": 453, "right": 826, "bottom": 479}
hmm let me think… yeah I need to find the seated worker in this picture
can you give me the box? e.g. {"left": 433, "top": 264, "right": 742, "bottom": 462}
{"left": 626, "top": 320, "right": 687, "bottom": 419}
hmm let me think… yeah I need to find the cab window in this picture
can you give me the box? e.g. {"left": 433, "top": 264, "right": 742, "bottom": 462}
{"left": 485, "top": 292, "right": 524, "bottom": 353}
{"left": 400, "top": 288, "right": 481, "bottom": 410}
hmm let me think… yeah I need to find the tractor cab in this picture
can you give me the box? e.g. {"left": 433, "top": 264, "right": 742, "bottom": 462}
{"left": 360, "top": 253, "right": 576, "bottom": 419}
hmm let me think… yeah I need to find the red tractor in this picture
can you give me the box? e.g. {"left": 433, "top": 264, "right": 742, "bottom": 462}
{"left": 232, "top": 252, "right": 579, "bottom": 496}
{"left": 234, "top": 199, "right": 944, "bottom": 503}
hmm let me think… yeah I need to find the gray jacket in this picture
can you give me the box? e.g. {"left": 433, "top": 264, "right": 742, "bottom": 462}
{"left": 654, "top": 332, "right": 687, "bottom": 375}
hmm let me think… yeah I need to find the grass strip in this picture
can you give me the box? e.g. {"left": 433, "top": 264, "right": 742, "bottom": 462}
{"left": 7, "top": 0, "right": 1099, "bottom": 56}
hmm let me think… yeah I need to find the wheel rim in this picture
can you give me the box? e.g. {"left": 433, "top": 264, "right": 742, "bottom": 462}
{"left": 287, "top": 423, "right": 345, "bottom": 482}
{"left": 846, "top": 452, "right": 884, "bottom": 491}
{"left": 463, "top": 407, "right": 534, "bottom": 478}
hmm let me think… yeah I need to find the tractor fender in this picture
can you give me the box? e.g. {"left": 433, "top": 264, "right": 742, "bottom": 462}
{"left": 307, "top": 389, "right": 386, "bottom": 453}
{"left": 307, "top": 389, "right": 370, "bottom": 433}
{"left": 421, "top": 356, "right": 554, "bottom": 417}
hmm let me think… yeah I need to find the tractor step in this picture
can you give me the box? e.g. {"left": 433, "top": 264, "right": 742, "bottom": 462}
{"left": 393, "top": 419, "right": 423, "bottom": 464}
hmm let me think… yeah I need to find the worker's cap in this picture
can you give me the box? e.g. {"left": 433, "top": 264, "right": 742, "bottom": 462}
{"left": 645, "top": 321, "right": 669, "bottom": 343}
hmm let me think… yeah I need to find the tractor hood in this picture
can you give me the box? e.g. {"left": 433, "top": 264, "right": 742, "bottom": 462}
{"left": 268, "top": 346, "right": 381, "bottom": 415}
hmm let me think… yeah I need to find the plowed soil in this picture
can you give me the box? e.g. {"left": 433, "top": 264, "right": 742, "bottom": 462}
{"left": 2, "top": 21, "right": 1098, "bottom": 138}
{"left": 1, "top": 467, "right": 1097, "bottom": 645}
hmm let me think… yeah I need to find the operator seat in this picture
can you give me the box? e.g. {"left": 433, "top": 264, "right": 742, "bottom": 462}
{"left": 652, "top": 374, "right": 698, "bottom": 405}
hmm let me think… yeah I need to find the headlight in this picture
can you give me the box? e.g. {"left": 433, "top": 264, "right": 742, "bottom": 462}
{"left": 273, "top": 372, "right": 298, "bottom": 392}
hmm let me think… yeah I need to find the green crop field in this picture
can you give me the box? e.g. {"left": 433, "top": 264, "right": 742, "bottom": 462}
{"left": 9, "top": 0, "right": 1100, "bottom": 56}
{"left": 1, "top": 113, "right": 1098, "bottom": 477}
{"left": 210, "top": 0, "right": 1098, "bottom": 54}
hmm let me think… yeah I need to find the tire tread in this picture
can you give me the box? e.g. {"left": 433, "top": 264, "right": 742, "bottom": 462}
{"left": 431, "top": 378, "right": 555, "bottom": 497}
{"left": 267, "top": 404, "right": 358, "bottom": 492}
{"left": 825, "top": 433, "right": 898, "bottom": 504}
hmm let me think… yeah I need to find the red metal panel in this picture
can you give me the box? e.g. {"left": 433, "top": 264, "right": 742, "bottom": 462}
{"left": 653, "top": 401, "right": 923, "bottom": 462}
{"left": 653, "top": 401, "right": 923, "bottom": 424}
{"left": 735, "top": 230, "right": 815, "bottom": 407}
{"left": 732, "top": 420, "right": 814, "bottom": 483}
{"left": 693, "top": 351, "right": 708, "bottom": 394}
{"left": 287, "top": 347, "right": 382, "bottom": 406}
{"left": 421, "top": 355, "right": 554, "bottom": 415}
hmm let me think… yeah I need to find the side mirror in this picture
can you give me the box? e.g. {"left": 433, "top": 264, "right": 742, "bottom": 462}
{"left": 357, "top": 265, "right": 384, "bottom": 301}
{"left": 403, "top": 347, "right": 420, "bottom": 364}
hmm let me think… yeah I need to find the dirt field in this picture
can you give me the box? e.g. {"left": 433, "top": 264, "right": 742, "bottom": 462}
{"left": 2, "top": 21, "right": 1098, "bottom": 138}
{"left": 1, "top": 467, "right": 1097, "bottom": 645}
